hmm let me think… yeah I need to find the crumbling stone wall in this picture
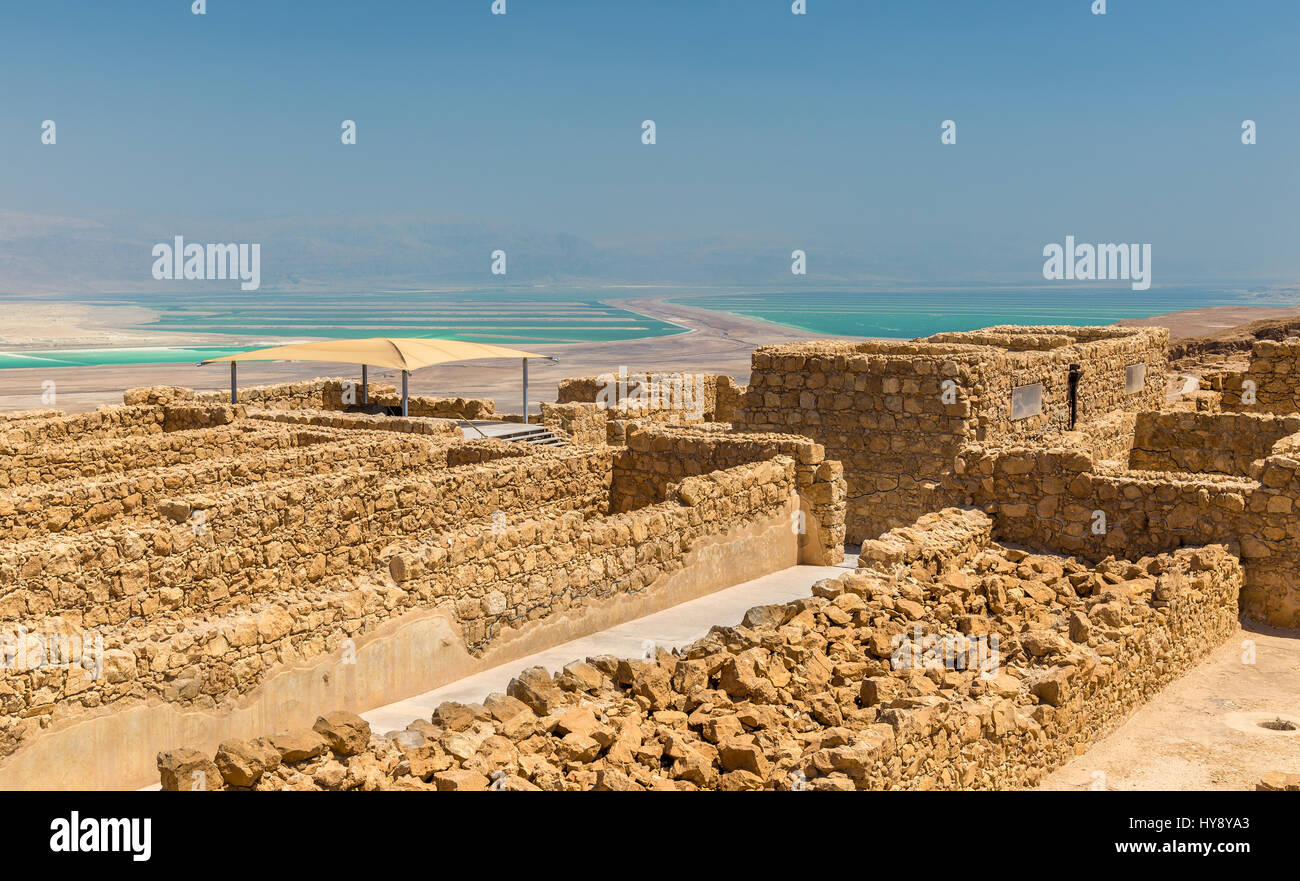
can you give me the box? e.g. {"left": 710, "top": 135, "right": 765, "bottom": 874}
{"left": 1128, "top": 411, "right": 1300, "bottom": 475}
{"left": 189, "top": 378, "right": 497, "bottom": 420}
{"left": 195, "top": 378, "right": 365, "bottom": 410}
{"left": 0, "top": 405, "right": 165, "bottom": 447}
{"left": 155, "top": 508, "right": 1240, "bottom": 791}
{"left": 950, "top": 424, "right": 1300, "bottom": 627}
{"left": 1218, "top": 339, "right": 1300, "bottom": 414}
{"left": 1, "top": 456, "right": 793, "bottom": 768}
{"left": 381, "top": 458, "right": 798, "bottom": 648}
{"left": 374, "top": 393, "right": 494, "bottom": 420}
{"left": 557, "top": 371, "right": 746, "bottom": 440}
{"left": 0, "top": 409, "right": 62, "bottom": 423}
{"left": 0, "top": 381, "right": 831, "bottom": 781}
{"left": 248, "top": 408, "right": 460, "bottom": 437}
{"left": 0, "top": 427, "right": 438, "bottom": 539}
{"left": 0, "top": 445, "right": 613, "bottom": 626}
{"left": 539, "top": 402, "right": 607, "bottom": 445}
{"left": 3, "top": 423, "right": 256, "bottom": 487}
{"left": 714, "top": 377, "right": 747, "bottom": 424}
{"left": 610, "top": 423, "right": 846, "bottom": 565}
{"left": 740, "top": 327, "right": 1168, "bottom": 543}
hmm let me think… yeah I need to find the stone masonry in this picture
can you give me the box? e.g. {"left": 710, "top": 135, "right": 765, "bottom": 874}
{"left": 157, "top": 507, "right": 1241, "bottom": 791}
{"left": 0, "top": 378, "right": 843, "bottom": 787}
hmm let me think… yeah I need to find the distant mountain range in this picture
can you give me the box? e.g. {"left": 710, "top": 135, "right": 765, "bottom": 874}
{"left": 0, "top": 210, "right": 916, "bottom": 294}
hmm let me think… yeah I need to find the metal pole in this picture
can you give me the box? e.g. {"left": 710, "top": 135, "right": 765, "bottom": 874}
{"left": 522, "top": 358, "right": 529, "bottom": 425}
{"left": 361, "top": 364, "right": 368, "bottom": 404}
{"left": 230, "top": 362, "right": 237, "bottom": 404}
{"left": 401, "top": 370, "right": 409, "bottom": 417}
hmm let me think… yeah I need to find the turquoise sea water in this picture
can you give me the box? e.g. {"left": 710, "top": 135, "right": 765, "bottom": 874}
{"left": 0, "top": 346, "right": 252, "bottom": 369}
{"left": 0, "top": 290, "right": 687, "bottom": 369}
{"left": 669, "top": 285, "right": 1300, "bottom": 339}
{"left": 1, "top": 284, "right": 1295, "bottom": 370}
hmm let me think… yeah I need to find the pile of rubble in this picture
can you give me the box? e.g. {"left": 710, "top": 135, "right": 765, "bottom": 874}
{"left": 158, "top": 508, "right": 1241, "bottom": 791}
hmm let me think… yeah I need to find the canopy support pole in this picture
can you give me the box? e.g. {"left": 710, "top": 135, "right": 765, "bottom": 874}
{"left": 230, "top": 362, "right": 237, "bottom": 404}
{"left": 401, "top": 370, "right": 409, "bottom": 417}
{"left": 361, "top": 365, "right": 368, "bottom": 404}
{"left": 522, "top": 358, "right": 529, "bottom": 425}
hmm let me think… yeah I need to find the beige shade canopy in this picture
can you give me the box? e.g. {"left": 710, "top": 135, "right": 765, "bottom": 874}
{"left": 199, "top": 337, "right": 552, "bottom": 371}
{"left": 201, "top": 337, "right": 555, "bottom": 421}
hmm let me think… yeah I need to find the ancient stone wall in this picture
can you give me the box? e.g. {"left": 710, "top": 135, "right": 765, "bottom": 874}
{"left": 0, "top": 380, "right": 834, "bottom": 786}
{"left": 741, "top": 340, "right": 981, "bottom": 540}
{"left": 0, "top": 427, "right": 441, "bottom": 539}
{"left": 248, "top": 408, "right": 460, "bottom": 437}
{"left": 154, "top": 507, "right": 1240, "bottom": 791}
{"left": 195, "top": 378, "right": 368, "bottom": 410}
{"left": 1218, "top": 339, "right": 1300, "bottom": 415}
{"left": 1128, "top": 411, "right": 1300, "bottom": 475}
{"left": 0, "top": 444, "right": 613, "bottom": 626}
{"left": 949, "top": 426, "right": 1300, "bottom": 627}
{"left": 374, "top": 393, "right": 495, "bottom": 420}
{"left": 740, "top": 327, "right": 1168, "bottom": 543}
{"left": 539, "top": 402, "right": 607, "bottom": 445}
{"left": 4, "top": 456, "right": 799, "bottom": 786}
{"left": 380, "top": 457, "right": 798, "bottom": 649}
{"left": 193, "top": 378, "right": 496, "bottom": 420}
{"left": 0, "top": 405, "right": 165, "bottom": 447}
{"left": 557, "top": 371, "right": 746, "bottom": 438}
{"left": 610, "top": 423, "right": 846, "bottom": 565}
{"left": 4, "top": 423, "right": 256, "bottom": 487}
{"left": 714, "top": 376, "right": 747, "bottom": 424}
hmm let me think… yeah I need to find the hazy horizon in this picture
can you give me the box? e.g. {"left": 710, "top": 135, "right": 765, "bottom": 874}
{"left": 2, "top": 1, "right": 1298, "bottom": 294}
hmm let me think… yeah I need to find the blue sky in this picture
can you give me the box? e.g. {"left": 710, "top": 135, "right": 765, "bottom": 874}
{"left": 1, "top": 0, "right": 1297, "bottom": 288}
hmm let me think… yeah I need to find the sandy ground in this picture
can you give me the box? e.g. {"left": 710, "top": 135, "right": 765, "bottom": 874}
{"left": 0, "top": 300, "right": 237, "bottom": 349}
{"left": 1117, "top": 304, "right": 1300, "bottom": 339}
{"left": 0, "top": 295, "right": 853, "bottom": 415}
{"left": 1041, "top": 623, "right": 1300, "bottom": 791}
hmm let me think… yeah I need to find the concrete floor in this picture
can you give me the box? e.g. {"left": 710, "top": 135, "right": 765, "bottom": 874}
{"left": 361, "top": 563, "right": 844, "bottom": 734}
{"left": 1042, "top": 623, "right": 1300, "bottom": 791}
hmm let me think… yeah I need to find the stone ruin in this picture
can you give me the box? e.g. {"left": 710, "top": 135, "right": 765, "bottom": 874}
{"left": 0, "top": 325, "right": 1293, "bottom": 790}
{"left": 159, "top": 509, "right": 1243, "bottom": 791}
{"left": 0, "top": 378, "right": 841, "bottom": 788}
